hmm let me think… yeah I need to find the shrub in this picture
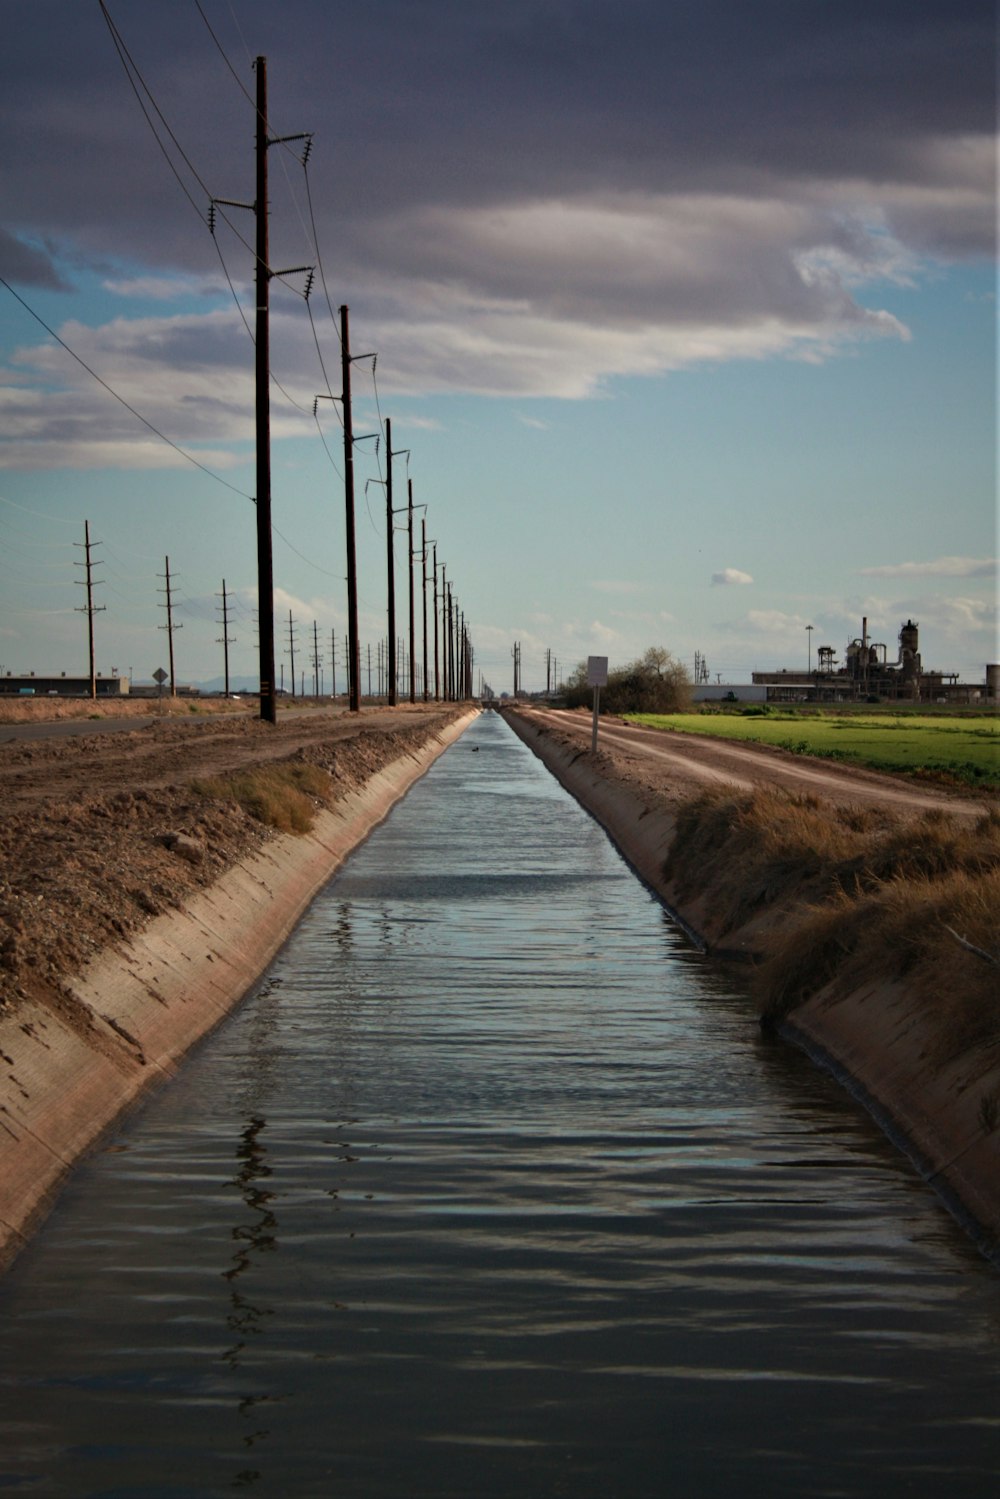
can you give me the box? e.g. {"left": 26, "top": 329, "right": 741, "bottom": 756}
{"left": 564, "top": 646, "right": 692, "bottom": 715}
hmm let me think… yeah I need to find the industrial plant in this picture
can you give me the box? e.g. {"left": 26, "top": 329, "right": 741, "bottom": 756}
{"left": 753, "top": 619, "right": 997, "bottom": 705}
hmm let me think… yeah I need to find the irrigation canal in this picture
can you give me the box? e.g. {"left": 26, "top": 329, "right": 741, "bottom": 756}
{"left": 1, "top": 711, "right": 997, "bottom": 1497}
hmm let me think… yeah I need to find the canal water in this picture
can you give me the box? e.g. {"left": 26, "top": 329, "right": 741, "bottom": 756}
{"left": 0, "top": 712, "right": 997, "bottom": 1497}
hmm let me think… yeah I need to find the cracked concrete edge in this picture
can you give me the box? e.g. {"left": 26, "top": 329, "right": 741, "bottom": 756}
{"left": 0, "top": 709, "right": 478, "bottom": 1272}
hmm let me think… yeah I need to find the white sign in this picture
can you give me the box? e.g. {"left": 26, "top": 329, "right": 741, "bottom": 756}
{"left": 586, "top": 655, "right": 608, "bottom": 688}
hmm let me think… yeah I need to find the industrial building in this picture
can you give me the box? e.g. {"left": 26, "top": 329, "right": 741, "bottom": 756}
{"left": 0, "top": 672, "right": 130, "bottom": 698}
{"left": 752, "top": 619, "right": 997, "bottom": 705}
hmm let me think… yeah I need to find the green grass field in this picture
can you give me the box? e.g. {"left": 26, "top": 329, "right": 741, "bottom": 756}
{"left": 626, "top": 710, "right": 1000, "bottom": 789}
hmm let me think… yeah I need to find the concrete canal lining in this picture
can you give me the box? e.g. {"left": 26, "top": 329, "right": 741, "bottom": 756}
{"left": 502, "top": 706, "right": 1000, "bottom": 1258}
{"left": 0, "top": 709, "right": 478, "bottom": 1271}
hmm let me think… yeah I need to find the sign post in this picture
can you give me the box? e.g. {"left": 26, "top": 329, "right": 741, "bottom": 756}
{"left": 586, "top": 655, "right": 608, "bottom": 754}
{"left": 153, "top": 666, "right": 168, "bottom": 714}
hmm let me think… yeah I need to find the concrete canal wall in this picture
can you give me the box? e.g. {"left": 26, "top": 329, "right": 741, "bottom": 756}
{"left": 503, "top": 707, "right": 1000, "bottom": 1258}
{"left": 0, "top": 710, "right": 478, "bottom": 1270}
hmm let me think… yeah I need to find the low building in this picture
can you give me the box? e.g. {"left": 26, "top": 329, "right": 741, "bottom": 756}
{"left": 0, "top": 673, "right": 130, "bottom": 697}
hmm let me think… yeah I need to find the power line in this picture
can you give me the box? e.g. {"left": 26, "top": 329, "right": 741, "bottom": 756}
{"left": 301, "top": 162, "right": 342, "bottom": 348}
{"left": 95, "top": 9, "right": 355, "bottom": 515}
{"left": 99, "top": 1, "right": 211, "bottom": 227}
{"left": 0, "top": 494, "right": 80, "bottom": 527}
{"left": 103, "top": 1, "right": 260, "bottom": 360}
{"left": 0, "top": 275, "right": 255, "bottom": 501}
{"left": 272, "top": 524, "right": 344, "bottom": 580}
{"left": 194, "top": 0, "right": 255, "bottom": 106}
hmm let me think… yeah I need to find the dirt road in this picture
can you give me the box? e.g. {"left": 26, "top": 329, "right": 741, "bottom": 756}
{"left": 520, "top": 706, "right": 989, "bottom": 818}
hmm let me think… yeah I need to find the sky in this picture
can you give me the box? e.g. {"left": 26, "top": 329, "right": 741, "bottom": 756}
{"left": 0, "top": 0, "right": 996, "bottom": 694}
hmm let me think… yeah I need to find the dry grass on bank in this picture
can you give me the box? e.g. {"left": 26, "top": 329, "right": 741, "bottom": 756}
{"left": 191, "top": 763, "right": 333, "bottom": 833}
{"left": 0, "top": 696, "right": 252, "bottom": 724}
{"left": 665, "top": 786, "right": 1000, "bottom": 1057}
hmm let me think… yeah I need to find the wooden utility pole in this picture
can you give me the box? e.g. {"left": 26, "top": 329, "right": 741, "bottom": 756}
{"left": 312, "top": 619, "right": 321, "bottom": 698}
{"left": 215, "top": 58, "right": 309, "bottom": 721}
{"left": 384, "top": 417, "right": 397, "bottom": 706}
{"left": 340, "top": 305, "right": 360, "bottom": 712}
{"left": 440, "top": 565, "right": 447, "bottom": 699}
{"left": 407, "top": 480, "right": 416, "bottom": 703}
{"left": 329, "top": 627, "right": 337, "bottom": 699}
{"left": 433, "top": 547, "right": 440, "bottom": 701}
{"left": 158, "top": 556, "right": 182, "bottom": 697}
{"left": 421, "top": 519, "right": 430, "bottom": 702}
{"left": 253, "top": 57, "right": 277, "bottom": 724}
{"left": 287, "top": 610, "right": 297, "bottom": 699}
{"left": 216, "top": 580, "right": 235, "bottom": 697}
{"left": 446, "top": 585, "right": 454, "bottom": 701}
{"left": 74, "top": 519, "right": 105, "bottom": 701}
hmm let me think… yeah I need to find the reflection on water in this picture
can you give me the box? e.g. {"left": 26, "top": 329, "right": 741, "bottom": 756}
{"left": 0, "top": 712, "right": 997, "bottom": 1498}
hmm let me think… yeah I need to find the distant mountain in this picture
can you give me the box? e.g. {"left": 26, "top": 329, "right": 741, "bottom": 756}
{"left": 191, "top": 676, "right": 261, "bottom": 695}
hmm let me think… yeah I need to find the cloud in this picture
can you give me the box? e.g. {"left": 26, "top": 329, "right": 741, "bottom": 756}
{"left": 347, "top": 193, "right": 913, "bottom": 397}
{"left": 0, "top": 306, "right": 318, "bottom": 469}
{"left": 1, "top": 4, "right": 993, "bottom": 415}
{"left": 860, "top": 556, "right": 996, "bottom": 580}
{"left": 591, "top": 579, "right": 645, "bottom": 595}
{"left": 101, "top": 275, "right": 233, "bottom": 302}
{"left": 0, "top": 230, "right": 68, "bottom": 290}
{"left": 891, "top": 594, "right": 997, "bottom": 635}
{"left": 733, "top": 609, "right": 810, "bottom": 635}
{"left": 712, "top": 568, "right": 754, "bottom": 586}
{"left": 391, "top": 414, "right": 444, "bottom": 432}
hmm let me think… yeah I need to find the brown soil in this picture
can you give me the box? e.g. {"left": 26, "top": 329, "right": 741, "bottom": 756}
{"left": 3, "top": 699, "right": 986, "bottom": 1021}
{"left": 2, "top": 698, "right": 997, "bottom": 1255}
{"left": 0, "top": 704, "right": 462, "bottom": 1017}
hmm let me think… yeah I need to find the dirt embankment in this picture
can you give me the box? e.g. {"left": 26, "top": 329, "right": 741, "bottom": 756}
{"left": 0, "top": 704, "right": 475, "bottom": 1269}
{"left": 0, "top": 704, "right": 460, "bottom": 1011}
{"left": 504, "top": 706, "right": 1000, "bottom": 1258}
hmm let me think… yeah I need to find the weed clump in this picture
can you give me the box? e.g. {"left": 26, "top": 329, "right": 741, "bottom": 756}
{"left": 666, "top": 785, "right": 1000, "bottom": 1058}
{"left": 192, "top": 762, "right": 332, "bottom": 833}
